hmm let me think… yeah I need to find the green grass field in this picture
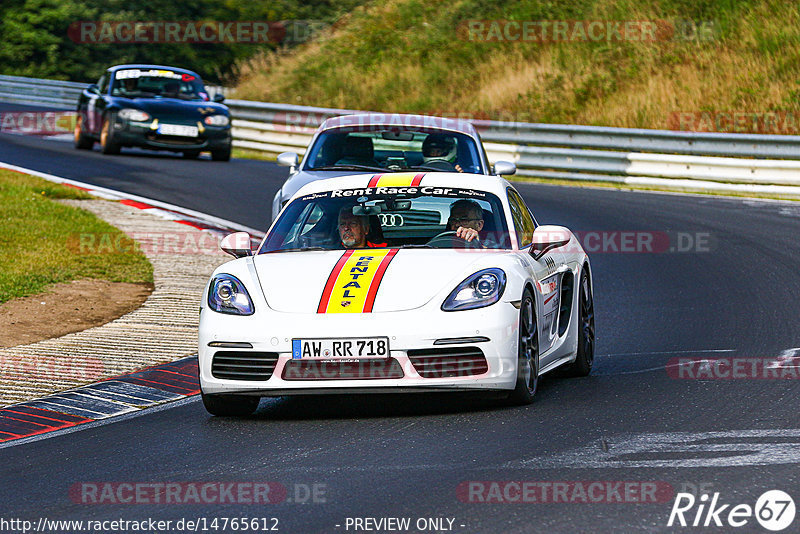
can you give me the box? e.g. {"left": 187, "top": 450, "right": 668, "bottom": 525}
{"left": 0, "top": 169, "right": 153, "bottom": 304}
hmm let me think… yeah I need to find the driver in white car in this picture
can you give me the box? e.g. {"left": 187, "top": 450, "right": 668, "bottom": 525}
{"left": 447, "top": 199, "right": 484, "bottom": 242}
{"left": 422, "top": 134, "right": 463, "bottom": 172}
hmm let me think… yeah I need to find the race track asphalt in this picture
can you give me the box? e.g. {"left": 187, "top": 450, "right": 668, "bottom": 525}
{"left": 1, "top": 104, "right": 799, "bottom": 533}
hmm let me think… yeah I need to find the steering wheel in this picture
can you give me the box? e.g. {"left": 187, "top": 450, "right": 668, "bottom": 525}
{"left": 421, "top": 159, "right": 456, "bottom": 171}
{"left": 426, "top": 230, "right": 472, "bottom": 248}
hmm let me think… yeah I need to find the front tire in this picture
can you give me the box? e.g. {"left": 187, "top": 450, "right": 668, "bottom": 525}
{"left": 211, "top": 144, "right": 231, "bottom": 161}
{"left": 508, "top": 288, "right": 539, "bottom": 405}
{"left": 73, "top": 114, "right": 93, "bottom": 149}
{"left": 100, "top": 113, "right": 120, "bottom": 155}
{"left": 201, "top": 392, "right": 259, "bottom": 416}
{"left": 562, "top": 269, "right": 594, "bottom": 377}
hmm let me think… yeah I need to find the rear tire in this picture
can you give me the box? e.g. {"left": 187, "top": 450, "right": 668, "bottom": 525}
{"left": 73, "top": 114, "right": 93, "bottom": 149}
{"left": 100, "top": 113, "right": 120, "bottom": 155}
{"left": 201, "top": 392, "right": 259, "bottom": 416}
{"left": 507, "top": 288, "right": 539, "bottom": 405}
{"left": 562, "top": 269, "right": 594, "bottom": 377}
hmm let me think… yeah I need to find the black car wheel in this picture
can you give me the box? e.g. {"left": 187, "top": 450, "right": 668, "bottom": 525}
{"left": 563, "top": 269, "right": 594, "bottom": 377}
{"left": 100, "top": 113, "right": 121, "bottom": 155}
{"left": 73, "top": 114, "right": 93, "bottom": 149}
{"left": 211, "top": 144, "right": 231, "bottom": 162}
{"left": 201, "top": 392, "right": 259, "bottom": 416}
{"left": 508, "top": 288, "right": 539, "bottom": 405}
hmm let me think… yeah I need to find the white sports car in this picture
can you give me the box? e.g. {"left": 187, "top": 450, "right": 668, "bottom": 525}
{"left": 199, "top": 173, "right": 594, "bottom": 416}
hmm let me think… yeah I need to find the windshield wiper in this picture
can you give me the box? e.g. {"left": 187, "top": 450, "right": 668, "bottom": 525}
{"left": 397, "top": 244, "right": 434, "bottom": 249}
{"left": 310, "top": 165, "right": 387, "bottom": 172}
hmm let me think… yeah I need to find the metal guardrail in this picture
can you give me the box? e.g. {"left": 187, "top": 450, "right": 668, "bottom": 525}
{"left": 0, "top": 74, "right": 86, "bottom": 107}
{"left": 2, "top": 74, "right": 800, "bottom": 196}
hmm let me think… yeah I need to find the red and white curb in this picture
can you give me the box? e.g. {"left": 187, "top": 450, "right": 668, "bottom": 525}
{"left": 0, "top": 161, "right": 265, "bottom": 240}
{"left": 0, "top": 161, "right": 268, "bottom": 444}
{"left": 0, "top": 357, "right": 200, "bottom": 446}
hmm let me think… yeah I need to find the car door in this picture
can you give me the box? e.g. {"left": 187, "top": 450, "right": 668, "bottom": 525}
{"left": 84, "top": 73, "right": 108, "bottom": 135}
{"left": 94, "top": 73, "right": 111, "bottom": 133}
{"left": 507, "top": 187, "right": 563, "bottom": 360}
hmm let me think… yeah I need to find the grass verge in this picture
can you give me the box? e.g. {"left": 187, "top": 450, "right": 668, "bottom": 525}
{"left": 231, "top": 147, "right": 279, "bottom": 162}
{"left": 0, "top": 169, "right": 153, "bottom": 304}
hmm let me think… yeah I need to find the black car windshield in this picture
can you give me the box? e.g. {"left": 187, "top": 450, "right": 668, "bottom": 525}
{"left": 259, "top": 186, "right": 511, "bottom": 253}
{"left": 303, "top": 127, "right": 485, "bottom": 174}
{"left": 111, "top": 68, "right": 208, "bottom": 101}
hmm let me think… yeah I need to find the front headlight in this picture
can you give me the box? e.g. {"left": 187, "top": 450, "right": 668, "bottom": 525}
{"left": 208, "top": 274, "right": 254, "bottom": 315}
{"left": 204, "top": 114, "right": 230, "bottom": 126}
{"left": 442, "top": 268, "right": 507, "bottom": 311}
{"left": 118, "top": 108, "right": 151, "bottom": 122}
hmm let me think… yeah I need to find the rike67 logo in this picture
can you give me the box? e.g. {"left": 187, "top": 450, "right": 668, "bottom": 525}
{"left": 668, "top": 490, "right": 795, "bottom": 531}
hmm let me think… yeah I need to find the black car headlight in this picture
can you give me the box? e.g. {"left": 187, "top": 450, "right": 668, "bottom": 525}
{"left": 118, "top": 108, "right": 151, "bottom": 122}
{"left": 442, "top": 268, "right": 506, "bottom": 311}
{"left": 208, "top": 274, "right": 254, "bottom": 315}
{"left": 204, "top": 115, "right": 230, "bottom": 126}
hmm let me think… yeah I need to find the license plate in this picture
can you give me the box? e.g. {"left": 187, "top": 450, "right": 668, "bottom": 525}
{"left": 292, "top": 337, "right": 390, "bottom": 359}
{"left": 157, "top": 124, "right": 198, "bottom": 137}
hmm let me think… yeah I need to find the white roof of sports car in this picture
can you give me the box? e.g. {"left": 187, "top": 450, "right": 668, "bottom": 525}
{"left": 317, "top": 113, "right": 480, "bottom": 137}
{"left": 290, "top": 171, "right": 511, "bottom": 200}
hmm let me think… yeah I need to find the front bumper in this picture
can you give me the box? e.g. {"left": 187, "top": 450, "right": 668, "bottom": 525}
{"left": 114, "top": 119, "right": 231, "bottom": 152}
{"left": 198, "top": 303, "right": 519, "bottom": 396}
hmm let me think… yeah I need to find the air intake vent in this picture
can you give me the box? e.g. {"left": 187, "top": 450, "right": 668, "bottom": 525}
{"left": 407, "top": 347, "right": 488, "bottom": 378}
{"left": 282, "top": 359, "right": 404, "bottom": 380}
{"left": 211, "top": 351, "right": 279, "bottom": 381}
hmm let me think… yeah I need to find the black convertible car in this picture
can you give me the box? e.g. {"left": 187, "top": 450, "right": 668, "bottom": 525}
{"left": 74, "top": 64, "right": 232, "bottom": 161}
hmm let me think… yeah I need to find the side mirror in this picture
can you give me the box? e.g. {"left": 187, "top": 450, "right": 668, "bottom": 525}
{"left": 492, "top": 161, "right": 516, "bottom": 176}
{"left": 277, "top": 151, "right": 299, "bottom": 173}
{"left": 530, "top": 225, "right": 571, "bottom": 260}
{"left": 87, "top": 84, "right": 100, "bottom": 95}
{"left": 213, "top": 93, "right": 225, "bottom": 103}
{"left": 220, "top": 232, "right": 253, "bottom": 258}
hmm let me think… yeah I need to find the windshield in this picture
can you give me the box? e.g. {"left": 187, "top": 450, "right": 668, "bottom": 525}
{"left": 111, "top": 68, "right": 209, "bottom": 101}
{"left": 303, "top": 127, "right": 485, "bottom": 174}
{"left": 259, "top": 186, "right": 510, "bottom": 253}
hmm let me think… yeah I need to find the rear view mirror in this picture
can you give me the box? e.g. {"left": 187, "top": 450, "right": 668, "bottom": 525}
{"left": 493, "top": 161, "right": 517, "bottom": 176}
{"left": 530, "top": 225, "right": 571, "bottom": 260}
{"left": 213, "top": 93, "right": 225, "bottom": 103}
{"left": 220, "top": 232, "right": 253, "bottom": 258}
{"left": 87, "top": 84, "right": 100, "bottom": 95}
{"left": 277, "top": 152, "right": 299, "bottom": 173}
{"left": 381, "top": 131, "right": 414, "bottom": 141}
{"left": 388, "top": 200, "right": 412, "bottom": 211}
{"left": 352, "top": 204, "right": 382, "bottom": 216}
